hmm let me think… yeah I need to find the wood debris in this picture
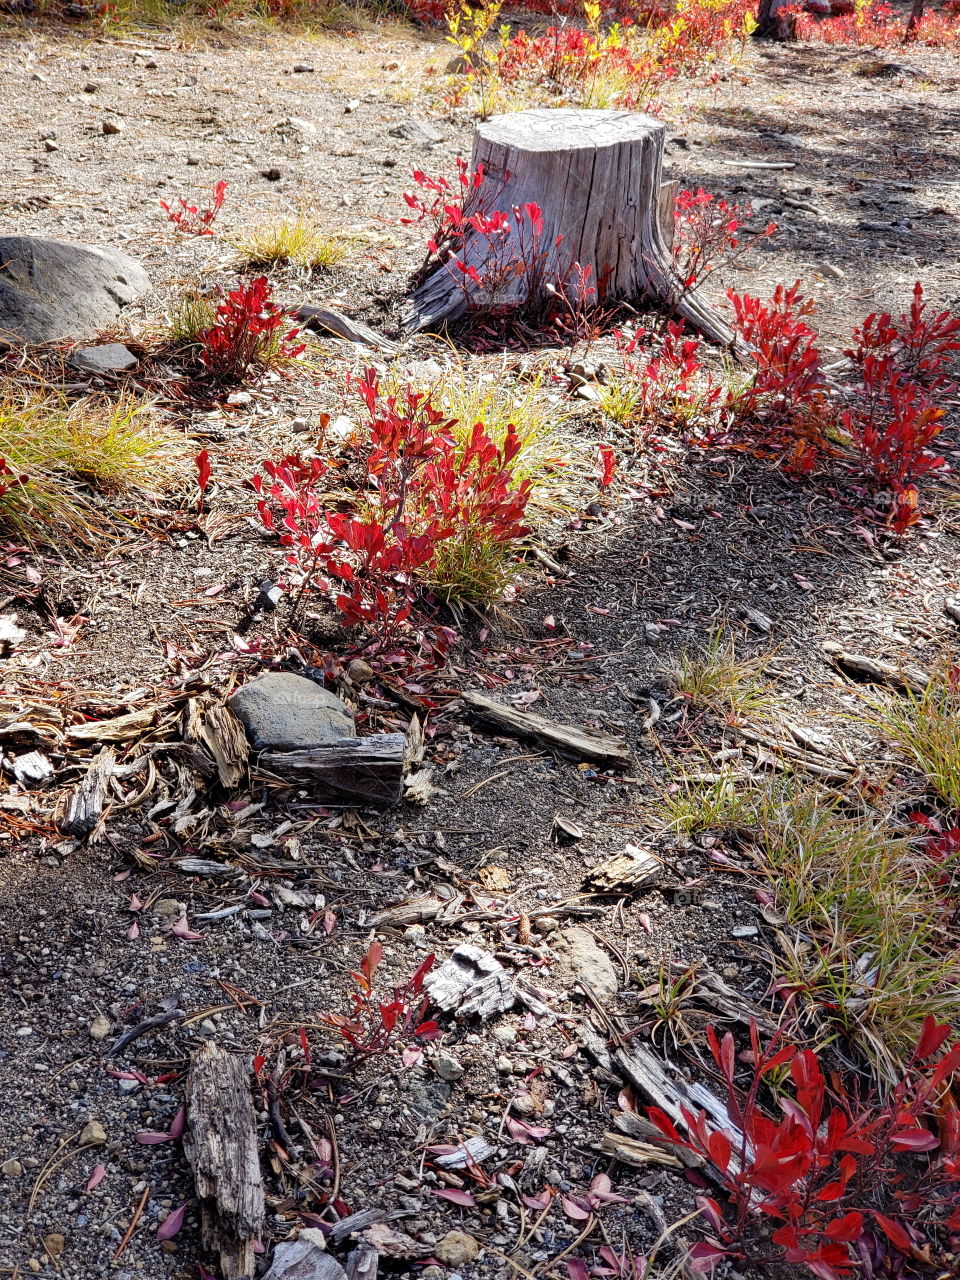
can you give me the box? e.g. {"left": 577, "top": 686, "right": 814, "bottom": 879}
{"left": 262, "top": 1231, "right": 347, "bottom": 1280}
{"left": 56, "top": 747, "right": 115, "bottom": 840}
{"left": 821, "top": 641, "right": 928, "bottom": 696}
{"left": 257, "top": 734, "right": 406, "bottom": 807}
{"left": 424, "top": 944, "right": 514, "bottom": 1019}
{"left": 368, "top": 895, "right": 447, "bottom": 930}
{"left": 586, "top": 844, "right": 662, "bottom": 892}
{"left": 185, "top": 698, "right": 249, "bottom": 789}
{"left": 67, "top": 706, "right": 159, "bottom": 743}
{"left": 185, "top": 1042, "right": 265, "bottom": 1280}
{"left": 460, "top": 690, "right": 632, "bottom": 767}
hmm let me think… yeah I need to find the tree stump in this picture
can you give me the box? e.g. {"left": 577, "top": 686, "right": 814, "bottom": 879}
{"left": 404, "top": 108, "right": 738, "bottom": 350}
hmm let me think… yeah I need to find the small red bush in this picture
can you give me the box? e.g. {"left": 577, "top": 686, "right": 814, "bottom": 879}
{"left": 318, "top": 941, "right": 441, "bottom": 1067}
{"left": 197, "top": 276, "right": 304, "bottom": 384}
{"left": 160, "top": 180, "right": 227, "bottom": 236}
{"left": 648, "top": 1019, "right": 960, "bottom": 1279}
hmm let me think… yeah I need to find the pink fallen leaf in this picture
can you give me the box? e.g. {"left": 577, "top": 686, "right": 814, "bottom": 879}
{"left": 323, "top": 909, "right": 337, "bottom": 934}
{"left": 543, "top": 615, "right": 556, "bottom": 629}
{"left": 171, "top": 915, "right": 204, "bottom": 941}
{"left": 427, "top": 1188, "right": 477, "bottom": 1207}
{"left": 637, "top": 912, "right": 652, "bottom": 934}
{"left": 522, "top": 1192, "right": 552, "bottom": 1211}
{"left": 135, "top": 1131, "right": 172, "bottom": 1145}
{"left": 127, "top": 920, "right": 140, "bottom": 940}
{"left": 129, "top": 893, "right": 143, "bottom": 912}
{"left": 505, "top": 1117, "right": 551, "bottom": 1144}
{"left": 113, "top": 869, "right": 131, "bottom": 882}
{"left": 156, "top": 1201, "right": 188, "bottom": 1241}
{"left": 561, "top": 1195, "right": 593, "bottom": 1222}
{"left": 86, "top": 1164, "right": 107, "bottom": 1191}
{"left": 565, "top": 1261, "right": 591, "bottom": 1280}
{"left": 168, "top": 1106, "right": 186, "bottom": 1140}
{"left": 400, "top": 1046, "right": 423, "bottom": 1070}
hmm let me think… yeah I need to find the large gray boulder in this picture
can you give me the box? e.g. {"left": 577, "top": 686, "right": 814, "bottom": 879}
{"left": 227, "top": 673, "right": 356, "bottom": 751}
{"left": 0, "top": 236, "right": 151, "bottom": 344}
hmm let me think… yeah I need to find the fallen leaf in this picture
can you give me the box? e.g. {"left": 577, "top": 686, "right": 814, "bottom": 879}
{"left": 427, "top": 1188, "right": 476, "bottom": 1207}
{"left": 156, "top": 1202, "right": 188, "bottom": 1240}
{"left": 86, "top": 1164, "right": 107, "bottom": 1190}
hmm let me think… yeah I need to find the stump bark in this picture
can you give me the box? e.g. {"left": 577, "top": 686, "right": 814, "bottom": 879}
{"left": 404, "top": 108, "right": 738, "bottom": 350}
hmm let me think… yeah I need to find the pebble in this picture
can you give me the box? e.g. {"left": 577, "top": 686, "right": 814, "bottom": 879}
{"left": 43, "top": 1234, "right": 65, "bottom": 1259}
{"left": 80, "top": 1121, "right": 107, "bottom": 1146}
{"left": 293, "top": 63, "right": 315, "bottom": 72}
{"left": 435, "top": 1051, "right": 464, "bottom": 1082}
{"left": 101, "top": 119, "right": 123, "bottom": 135}
{"left": 261, "top": 167, "right": 282, "bottom": 181}
{"left": 492, "top": 1023, "right": 517, "bottom": 1044}
{"left": 43, "top": 139, "right": 58, "bottom": 152}
{"left": 186, "top": 155, "right": 201, "bottom": 166}
{"left": 83, "top": 81, "right": 98, "bottom": 92}
{"left": 1, "top": 1159, "right": 23, "bottom": 1177}
{"left": 731, "top": 925, "right": 758, "bottom": 938}
{"left": 435, "top": 1231, "right": 479, "bottom": 1267}
{"left": 89, "top": 1015, "right": 111, "bottom": 1041}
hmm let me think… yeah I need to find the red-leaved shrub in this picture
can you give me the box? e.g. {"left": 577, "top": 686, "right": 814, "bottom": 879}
{"left": 197, "top": 276, "right": 304, "bottom": 384}
{"left": 160, "top": 180, "right": 227, "bottom": 236}
{"left": 648, "top": 1019, "right": 960, "bottom": 1279}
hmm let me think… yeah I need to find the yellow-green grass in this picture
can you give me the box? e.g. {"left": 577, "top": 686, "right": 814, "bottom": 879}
{"left": 856, "top": 669, "right": 960, "bottom": 812}
{"left": 678, "top": 629, "right": 779, "bottom": 725}
{"left": 661, "top": 772, "right": 959, "bottom": 1082}
{"left": 233, "top": 215, "right": 347, "bottom": 272}
{"left": 0, "top": 388, "right": 189, "bottom": 547}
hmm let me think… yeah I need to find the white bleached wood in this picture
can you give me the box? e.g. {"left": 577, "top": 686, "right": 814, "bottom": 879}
{"left": 405, "top": 108, "right": 739, "bottom": 350}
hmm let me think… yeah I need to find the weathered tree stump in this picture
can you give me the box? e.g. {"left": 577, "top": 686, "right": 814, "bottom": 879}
{"left": 404, "top": 108, "right": 738, "bottom": 349}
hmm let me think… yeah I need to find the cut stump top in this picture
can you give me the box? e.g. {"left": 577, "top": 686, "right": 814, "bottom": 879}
{"left": 476, "top": 108, "right": 664, "bottom": 154}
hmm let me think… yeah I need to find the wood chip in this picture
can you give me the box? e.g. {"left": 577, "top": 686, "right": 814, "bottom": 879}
{"left": 586, "top": 845, "right": 661, "bottom": 893}
{"left": 56, "top": 747, "right": 115, "bottom": 839}
{"left": 460, "top": 690, "right": 632, "bottom": 768}
{"left": 185, "top": 1042, "right": 265, "bottom": 1280}
{"left": 424, "top": 944, "right": 514, "bottom": 1019}
{"left": 257, "top": 734, "right": 406, "bottom": 807}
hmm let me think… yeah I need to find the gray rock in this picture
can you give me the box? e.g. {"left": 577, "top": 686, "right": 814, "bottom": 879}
{"left": 227, "top": 673, "right": 355, "bottom": 750}
{"left": 555, "top": 928, "right": 618, "bottom": 1000}
{"left": 0, "top": 237, "right": 150, "bottom": 345}
{"left": 1, "top": 1159, "right": 22, "bottom": 1177}
{"left": 435, "top": 1051, "right": 464, "bottom": 1082}
{"left": 388, "top": 120, "right": 443, "bottom": 145}
{"left": 101, "top": 118, "right": 122, "bottom": 135}
{"left": 69, "top": 343, "right": 138, "bottom": 374}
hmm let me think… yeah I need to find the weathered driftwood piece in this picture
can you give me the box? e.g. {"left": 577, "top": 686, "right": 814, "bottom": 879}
{"left": 404, "top": 109, "right": 739, "bottom": 350}
{"left": 257, "top": 734, "right": 406, "bottom": 807}
{"left": 185, "top": 698, "right": 249, "bottom": 789}
{"left": 424, "top": 944, "right": 514, "bottom": 1019}
{"left": 295, "top": 304, "right": 398, "bottom": 354}
{"left": 586, "top": 844, "right": 662, "bottom": 892}
{"left": 345, "top": 1242, "right": 380, "bottom": 1280}
{"left": 185, "top": 1042, "right": 265, "bottom": 1280}
{"left": 67, "top": 707, "right": 156, "bottom": 743}
{"left": 821, "top": 641, "right": 928, "bottom": 696}
{"left": 368, "top": 894, "right": 447, "bottom": 930}
{"left": 461, "top": 690, "right": 631, "bottom": 767}
{"left": 57, "top": 746, "right": 115, "bottom": 838}
{"left": 598, "top": 1129, "right": 684, "bottom": 1169}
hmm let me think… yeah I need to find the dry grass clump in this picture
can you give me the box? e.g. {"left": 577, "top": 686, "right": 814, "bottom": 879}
{"left": 677, "top": 630, "right": 778, "bottom": 725}
{"left": 661, "top": 772, "right": 959, "bottom": 1081}
{"left": 857, "top": 669, "right": 960, "bottom": 812}
{"left": 0, "top": 387, "right": 189, "bottom": 547}
{"left": 233, "top": 215, "right": 346, "bottom": 272}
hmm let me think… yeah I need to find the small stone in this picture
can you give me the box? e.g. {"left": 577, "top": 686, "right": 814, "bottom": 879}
{"left": 492, "top": 1023, "right": 517, "bottom": 1045}
{"left": 83, "top": 81, "right": 98, "bottom": 92}
{"left": 153, "top": 898, "right": 182, "bottom": 918}
{"left": 404, "top": 924, "right": 427, "bottom": 944}
{"left": 261, "top": 167, "right": 282, "bottom": 181}
{"left": 227, "top": 673, "right": 356, "bottom": 751}
{"left": 80, "top": 1121, "right": 107, "bottom": 1146}
{"left": 186, "top": 155, "right": 201, "bottom": 166}
{"left": 555, "top": 928, "right": 619, "bottom": 1000}
{"left": 1, "top": 1159, "right": 23, "bottom": 1177}
{"left": 293, "top": 63, "right": 314, "bottom": 72}
{"left": 38, "top": 127, "right": 56, "bottom": 141}
{"left": 43, "top": 1235, "right": 65, "bottom": 1259}
{"left": 69, "top": 343, "right": 138, "bottom": 374}
{"left": 388, "top": 119, "right": 443, "bottom": 145}
{"left": 101, "top": 119, "right": 123, "bottom": 135}
{"left": 346, "top": 658, "right": 374, "bottom": 684}
{"left": 89, "top": 1015, "right": 111, "bottom": 1041}
{"left": 435, "top": 1231, "right": 480, "bottom": 1268}
{"left": 731, "top": 925, "right": 758, "bottom": 938}
{"left": 344, "top": 98, "right": 360, "bottom": 113}
{"left": 534, "top": 916, "right": 558, "bottom": 934}
{"left": 44, "top": 139, "right": 58, "bottom": 153}
{"left": 818, "top": 262, "right": 845, "bottom": 280}
{"left": 435, "top": 1051, "right": 464, "bottom": 1083}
